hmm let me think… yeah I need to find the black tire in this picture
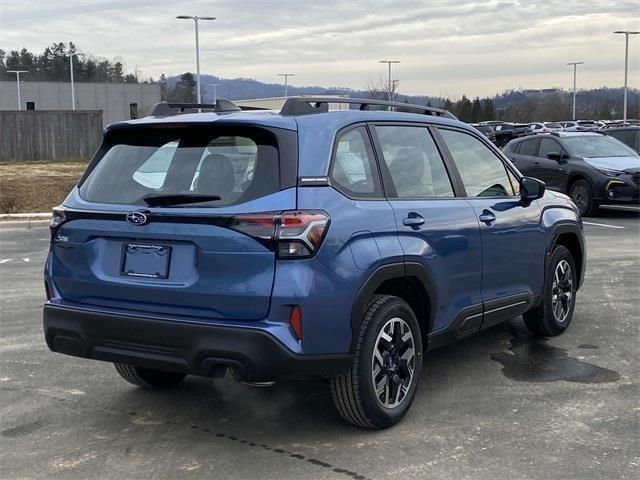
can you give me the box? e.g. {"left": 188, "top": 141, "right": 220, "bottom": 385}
{"left": 330, "top": 295, "right": 423, "bottom": 429}
{"left": 523, "top": 245, "right": 577, "bottom": 336}
{"left": 569, "top": 179, "right": 596, "bottom": 216}
{"left": 114, "top": 363, "right": 186, "bottom": 388}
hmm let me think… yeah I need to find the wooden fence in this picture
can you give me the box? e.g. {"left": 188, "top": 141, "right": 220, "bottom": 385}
{"left": 0, "top": 110, "right": 102, "bottom": 162}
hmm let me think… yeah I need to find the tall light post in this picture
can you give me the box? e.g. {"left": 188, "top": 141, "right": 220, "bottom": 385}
{"left": 177, "top": 15, "right": 216, "bottom": 104}
{"left": 67, "top": 52, "right": 84, "bottom": 110}
{"left": 208, "top": 83, "right": 221, "bottom": 103}
{"left": 566, "top": 61, "right": 584, "bottom": 120}
{"left": 378, "top": 60, "right": 400, "bottom": 102}
{"left": 277, "top": 73, "right": 295, "bottom": 97}
{"left": 613, "top": 30, "right": 639, "bottom": 123}
{"left": 6, "top": 70, "right": 28, "bottom": 110}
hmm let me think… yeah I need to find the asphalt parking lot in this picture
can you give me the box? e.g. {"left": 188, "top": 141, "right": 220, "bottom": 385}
{"left": 1, "top": 207, "right": 638, "bottom": 480}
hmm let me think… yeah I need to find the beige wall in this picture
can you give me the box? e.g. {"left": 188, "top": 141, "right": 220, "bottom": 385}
{"left": 0, "top": 81, "right": 161, "bottom": 126}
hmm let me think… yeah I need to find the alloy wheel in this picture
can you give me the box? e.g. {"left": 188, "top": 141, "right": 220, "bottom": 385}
{"left": 570, "top": 185, "right": 589, "bottom": 214}
{"left": 371, "top": 317, "right": 416, "bottom": 408}
{"left": 552, "top": 259, "right": 573, "bottom": 323}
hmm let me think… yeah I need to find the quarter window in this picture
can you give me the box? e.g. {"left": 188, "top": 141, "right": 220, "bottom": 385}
{"left": 330, "top": 127, "right": 380, "bottom": 197}
{"left": 439, "top": 129, "right": 516, "bottom": 197}
{"left": 375, "top": 126, "right": 454, "bottom": 198}
{"left": 518, "top": 138, "right": 539, "bottom": 156}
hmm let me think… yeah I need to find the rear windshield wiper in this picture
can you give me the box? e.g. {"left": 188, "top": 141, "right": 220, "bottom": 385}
{"left": 142, "top": 193, "right": 222, "bottom": 207}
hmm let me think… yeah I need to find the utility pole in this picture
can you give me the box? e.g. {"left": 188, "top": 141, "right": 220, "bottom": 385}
{"left": 614, "top": 30, "right": 639, "bottom": 123}
{"left": 67, "top": 52, "right": 84, "bottom": 110}
{"left": 177, "top": 15, "right": 216, "bottom": 104}
{"left": 378, "top": 60, "right": 400, "bottom": 102}
{"left": 566, "top": 62, "right": 584, "bottom": 120}
{"left": 7, "top": 70, "right": 28, "bottom": 110}
{"left": 277, "top": 73, "right": 295, "bottom": 97}
{"left": 208, "top": 83, "right": 221, "bottom": 103}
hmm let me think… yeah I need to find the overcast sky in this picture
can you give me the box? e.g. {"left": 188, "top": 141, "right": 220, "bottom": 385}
{"left": 2, "top": 0, "right": 639, "bottom": 97}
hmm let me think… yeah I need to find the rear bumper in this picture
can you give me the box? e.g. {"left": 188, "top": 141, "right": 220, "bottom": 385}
{"left": 43, "top": 304, "right": 351, "bottom": 382}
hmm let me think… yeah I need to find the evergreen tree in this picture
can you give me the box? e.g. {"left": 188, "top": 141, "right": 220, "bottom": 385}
{"left": 481, "top": 98, "right": 496, "bottom": 121}
{"left": 168, "top": 73, "right": 197, "bottom": 102}
{"left": 457, "top": 95, "right": 473, "bottom": 122}
{"left": 471, "top": 97, "right": 482, "bottom": 123}
{"left": 159, "top": 74, "right": 168, "bottom": 101}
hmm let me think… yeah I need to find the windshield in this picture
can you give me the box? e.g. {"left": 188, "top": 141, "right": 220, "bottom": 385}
{"left": 545, "top": 123, "right": 562, "bottom": 128}
{"left": 79, "top": 126, "right": 280, "bottom": 207}
{"left": 562, "top": 135, "right": 637, "bottom": 158}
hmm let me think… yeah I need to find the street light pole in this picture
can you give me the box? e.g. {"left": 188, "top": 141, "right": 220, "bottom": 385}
{"left": 6, "top": 70, "right": 28, "bottom": 110}
{"left": 177, "top": 15, "right": 216, "bottom": 104}
{"left": 566, "top": 62, "right": 584, "bottom": 121}
{"left": 378, "top": 60, "right": 400, "bottom": 102}
{"left": 67, "top": 52, "right": 84, "bottom": 110}
{"left": 208, "top": 83, "right": 221, "bottom": 103}
{"left": 277, "top": 73, "right": 295, "bottom": 97}
{"left": 614, "top": 30, "right": 639, "bottom": 123}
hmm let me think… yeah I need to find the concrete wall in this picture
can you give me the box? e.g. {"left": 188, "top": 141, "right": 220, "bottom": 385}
{"left": 0, "top": 81, "right": 161, "bottom": 126}
{"left": 0, "top": 111, "right": 103, "bottom": 162}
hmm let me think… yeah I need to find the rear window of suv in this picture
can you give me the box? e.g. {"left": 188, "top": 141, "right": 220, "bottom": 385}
{"left": 79, "top": 126, "right": 281, "bottom": 207}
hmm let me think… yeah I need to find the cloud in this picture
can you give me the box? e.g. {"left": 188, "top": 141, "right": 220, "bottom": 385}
{"left": 1, "top": 0, "right": 638, "bottom": 97}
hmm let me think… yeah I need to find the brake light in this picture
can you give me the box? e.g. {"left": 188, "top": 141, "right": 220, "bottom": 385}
{"left": 277, "top": 211, "right": 330, "bottom": 258}
{"left": 230, "top": 210, "right": 330, "bottom": 258}
{"left": 50, "top": 207, "right": 66, "bottom": 230}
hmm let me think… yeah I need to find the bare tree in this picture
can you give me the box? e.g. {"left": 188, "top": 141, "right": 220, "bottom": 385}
{"left": 366, "top": 77, "right": 399, "bottom": 101}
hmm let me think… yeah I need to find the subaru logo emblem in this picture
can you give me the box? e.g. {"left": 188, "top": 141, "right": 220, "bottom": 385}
{"left": 126, "top": 211, "right": 148, "bottom": 226}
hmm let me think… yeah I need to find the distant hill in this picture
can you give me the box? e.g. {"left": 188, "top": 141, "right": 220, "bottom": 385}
{"left": 166, "top": 74, "right": 440, "bottom": 105}
{"left": 165, "top": 74, "right": 639, "bottom": 121}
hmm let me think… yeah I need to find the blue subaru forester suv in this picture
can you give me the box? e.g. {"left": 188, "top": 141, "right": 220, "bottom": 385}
{"left": 44, "top": 97, "right": 586, "bottom": 429}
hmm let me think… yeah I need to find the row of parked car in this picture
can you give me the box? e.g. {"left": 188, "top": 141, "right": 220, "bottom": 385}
{"left": 472, "top": 119, "right": 640, "bottom": 149}
{"left": 498, "top": 127, "right": 640, "bottom": 215}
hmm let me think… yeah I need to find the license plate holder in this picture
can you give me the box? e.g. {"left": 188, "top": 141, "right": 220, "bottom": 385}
{"left": 121, "top": 243, "right": 171, "bottom": 279}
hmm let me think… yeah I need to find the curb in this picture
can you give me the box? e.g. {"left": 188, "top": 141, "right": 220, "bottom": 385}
{"left": 0, "top": 213, "right": 51, "bottom": 222}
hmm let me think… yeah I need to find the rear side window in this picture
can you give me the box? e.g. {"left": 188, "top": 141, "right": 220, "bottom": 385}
{"left": 375, "top": 126, "right": 454, "bottom": 198}
{"left": 80, "top": 127, "right": 279, "bottom": 207}
{"left": 518, "top": 138, "right": 539, "bottom": 156}
{"left": 439, "top": 129, "right": 516, "bottom": 197}
{"left": 330, "top": 127, "right": 381, "bottom": 198}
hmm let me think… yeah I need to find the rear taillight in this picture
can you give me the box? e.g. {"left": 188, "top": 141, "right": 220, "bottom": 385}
{"left": 230, "top": 210, "right": 330, "bottom": 259}
{"left": 277, "top": 211, "right": 330, "bottom": 258}
{"left": 49, "top": 206, "right": 66, "bottom": 235}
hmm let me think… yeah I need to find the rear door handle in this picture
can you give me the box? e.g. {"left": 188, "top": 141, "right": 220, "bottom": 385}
{"left": 478, "top": 210, "right": 496, "bottom": 225}
{"left": 403, "top": 213, "right": 425, "bottom": 228}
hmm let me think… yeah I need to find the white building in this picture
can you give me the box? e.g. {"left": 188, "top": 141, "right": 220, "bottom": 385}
{"left": 0, "top": 81, "right": 161, "bottom": 126}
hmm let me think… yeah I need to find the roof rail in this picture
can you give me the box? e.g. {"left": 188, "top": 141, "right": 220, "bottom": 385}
{"left": 280, "top": 96, "right": 457, "bottom": 119}
{"left": 148, "top": 99, "right": 267, "bottom": 117}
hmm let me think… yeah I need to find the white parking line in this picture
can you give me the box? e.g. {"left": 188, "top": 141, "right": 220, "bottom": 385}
{"left": 583, "top": 221, "right": 625, "bottom": 229}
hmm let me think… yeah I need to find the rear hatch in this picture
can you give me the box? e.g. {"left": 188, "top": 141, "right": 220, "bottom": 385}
{"left": 50, "top": 123, "right": 297, "bottom": 321}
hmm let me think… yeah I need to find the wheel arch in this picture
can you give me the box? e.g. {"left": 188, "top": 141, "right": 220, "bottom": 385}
{"left": 349, "top": 262, "right": 436, "bottom": 352}
{"left": 566, "top": 173, "right": 593, "bottom": 193}
{"left": 547, "top": 224, "right": 585, "bottom": 290}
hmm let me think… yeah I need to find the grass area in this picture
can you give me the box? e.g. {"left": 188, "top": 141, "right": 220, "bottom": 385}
{"left": 0, "top": 160, "right": 88, "bottom": 213}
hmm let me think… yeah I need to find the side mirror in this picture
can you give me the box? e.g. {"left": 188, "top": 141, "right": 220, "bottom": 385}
{"left": 520, "top": 176, "right": 545, "bottom": 202}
